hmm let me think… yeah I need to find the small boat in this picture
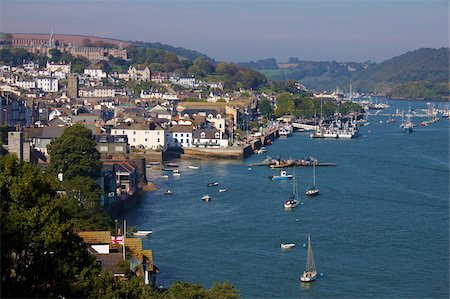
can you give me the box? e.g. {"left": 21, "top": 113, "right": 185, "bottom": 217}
{"left": 271, "top": 169, "right": 293, "bottom": 180}
{"left": 281, "top": 243, "right": 296, "bottom": 250}
{"left": 270, "top": 160, "right": 294, "bottom": 168}
{"left": 256, "top": 147, "right": 267, "bottom": 154}
{"left": 188, "top": 165, "right": 200, "bottom": 170}
{"left": 207, "top": 182, "right": 219, "bottom": 187}
{"left": 305, "top": 162, "right": 320, "bottom": 196}
{"left": 218, "top": 188, "right": 228, "bottom": 192}
{"left": 147, "top": 161, "right": 160, "bottom": 166}
{"left": 133, "top": 230, "right": 153, "bottom": 237}
{"left": 300, "top": 234, "right": 317, "bottom": 282}
{"left": 163, "top": 190, "right": 173, "bottom": 195}
{"left": 161, "top": 174, "right": 169, "bottom": 179}
{"left": 284, "top": 199, "right": 299, "bottom": 209}
{"left": 162, "top": 168, "right": 174, "bottom": 172}
{"left": 284, "top": 167, "right": 299, "bottom": 209}
{"left": 201, "top": 195, "right": 211, "bottom": 201}
{"left": 172, "top": 169, "right": 181, "bottom": 176}
{"left": 166, "top": 163, "right": 179, "bottom": 168}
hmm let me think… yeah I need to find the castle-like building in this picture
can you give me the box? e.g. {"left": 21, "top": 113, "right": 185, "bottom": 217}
{"left": 8, "top": 32, "right": 128, "bottom": 61}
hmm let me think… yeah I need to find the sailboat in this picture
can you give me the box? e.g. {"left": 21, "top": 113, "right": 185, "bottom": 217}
{"left": 284, "top": 167, "right": 299, "bottom": 209}
{"left": 306, "top": 161, "right": 319, "bottom": 196}
{"left": 300, "top": 234, "right": 317, "bottom": 282}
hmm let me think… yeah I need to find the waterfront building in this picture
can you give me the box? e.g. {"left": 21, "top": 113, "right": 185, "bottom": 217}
{"left": 167, "top": 125, "right": 193, "bottom": 148}
{"left": 192, "top": 128, "right": 228, "bottom": 148}
{"left": 95, "top": 134, "right": 128, "bottom": 155}
{"left": 111, "top": 122, "right": 167, "bottom": 151}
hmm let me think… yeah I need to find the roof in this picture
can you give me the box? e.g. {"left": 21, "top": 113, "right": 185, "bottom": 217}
{"left": 94, "top": 252, "right": 126, "bottom": 274}
{"left": 193, "top": 128, "right": 222, "bottom": 139}
{"left": 78, "top": 231, "right": 111, "bottom": 244}
{"left": 169, "top": 125, "right": 193, "bottom": 133}
{"left": 103, "top": 161, "right": 136, "bottom": 173}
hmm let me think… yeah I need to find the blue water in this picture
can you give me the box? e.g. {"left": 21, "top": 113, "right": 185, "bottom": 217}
{"left": 124, "top": 100, "right": 449, "bottom": 298}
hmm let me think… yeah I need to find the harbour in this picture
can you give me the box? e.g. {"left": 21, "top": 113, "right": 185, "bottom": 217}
{"left": 123, "top": 99, "right": 449, "bottom": 298}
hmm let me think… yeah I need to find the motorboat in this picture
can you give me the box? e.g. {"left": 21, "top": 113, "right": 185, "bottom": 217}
{"left": 218, "top": 188, "right": 228, "bottom": 192}
{"left": 201, "top": 195, "right": 211, "bottom": 201}
{"left": 207, "top": 182, "right": 219, "bottom": 187}
{"left": 133, "top": 230, "right": 153, "bottom": 237}
{"left": 271, "top": 169, "right": 293, "bottom": 180}
{"left": 163, "top": 190, "right": 173, "bottom": 195}
{"left": 166, "top": 163, "right": 179, "bottom": 167}
{"left": 172, "top": 169, "right": 181, "bottom": 176}
{"left": 281, "top": 243, "right": 296, "bottom": 250}
{"left": 161, "top": 174, "right": 169, "bottom": 179}
{"left": 188, "top": 165, "right": 200, "bottom": 169}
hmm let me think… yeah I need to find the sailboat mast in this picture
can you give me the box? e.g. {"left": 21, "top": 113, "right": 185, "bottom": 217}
{"left": 313, "top": 162, "right": 316, "bottom": 187}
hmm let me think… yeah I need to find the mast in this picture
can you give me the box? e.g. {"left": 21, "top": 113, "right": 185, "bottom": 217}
{"left": 293, "top": 166, "right": 297, "bottom": 199}
{"left": 312, "top": 161, "right": 316, "bottom": 187}
{"left": 306, "top": 234, "right": 316, "bottom": 273}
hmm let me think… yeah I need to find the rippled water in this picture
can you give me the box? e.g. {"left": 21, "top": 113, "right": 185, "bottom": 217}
{"left": 124, "top": 100, "right": 449, "bottom": 298}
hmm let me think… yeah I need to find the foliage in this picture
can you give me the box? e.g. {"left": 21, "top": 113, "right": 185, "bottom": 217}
{"left": 274, "top": 93, "right": 295, "bottom": 117}
{"left": 258, "top": 99, "right": 273, "bottom": 118}
{"left": 0, "top": 154, "right": 98, "bottom": 298}
{"left": 238, "top": 58, "right": 278, "bottom": 70}
{"left": 47, "top": 124, "right": 101, "bottom": 180}
{"left": 0, "top": 48, "right": 47, "bottom": 67}
{"left": 167, "top": 281, "right": 239, "bottom": 299}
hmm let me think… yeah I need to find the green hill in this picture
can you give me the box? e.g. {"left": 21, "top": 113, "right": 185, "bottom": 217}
{"left": 248, "top": 48, "right": 449, "bottom": 100}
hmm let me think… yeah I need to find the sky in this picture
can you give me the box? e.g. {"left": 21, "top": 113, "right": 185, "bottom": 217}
{"left": 1, "top": 0, "right": 448, "bottom": 63}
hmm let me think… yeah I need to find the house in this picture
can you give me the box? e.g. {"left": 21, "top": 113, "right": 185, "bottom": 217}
{"left": 23, "top": 126, "right": 65, "bottom": 156}
{"left": 151, "top": 72, "right": 168, "bottom": 83}
{"left": 46, "top": 61, "right": 71, "bottom": 74}
{"left": 95, "top": 134, "right": 128, "bottom": 155}
{"left": 192, "top": 128, "right": 228, "bottom": 148}
{"left": 111, "top": 123, "right": 167, "bottom": 151}
{"left": 84, "top": 65, "right": 107, "bottom": 80}
{"left": 103, "top": 161, "right": 137, "bottom": 200}
{"left": 167, "top": 125, "right": 193, "bottom": 148}
{"left": 97, "top": 164, "right": 119, "bottom": 206}
{"left": 22, "top": 60, "right": 40, "bottom": 71}
{"left": 149, "top": 104, "right": 172, "bottom": 120}
{"left": 128, "top": 65, "right": 151, "bottom": 82}
{"left": 35, "top": 76, "right": 59, "bottom": 92}
{"left": 77, "top": 230, "right": 157, "bottom": 285}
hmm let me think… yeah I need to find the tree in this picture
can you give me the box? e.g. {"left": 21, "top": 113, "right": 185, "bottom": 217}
{"left": 209, "top": 281, "right": 239, "bottom": 299}
{"left": 274, "top": 93, "right": 295, "bottom": 117}
{"left": 48, "top": 49, "right": 62, "bottom": 61}
{"left": 258, "top": 99, "right": 273, "bottom": 118}
{"left": 0, "top": 154, "right": 98, "bottom": 298}
{"left": 47, "top": 124, "right": 101, "bottom": 180}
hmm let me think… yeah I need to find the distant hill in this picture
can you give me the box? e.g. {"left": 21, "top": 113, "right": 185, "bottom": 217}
{"left": 242, "top": 48, "right": 450, "bottom": 100}
{"left": 133, "top": 41, "right": 215, "bottom": 63}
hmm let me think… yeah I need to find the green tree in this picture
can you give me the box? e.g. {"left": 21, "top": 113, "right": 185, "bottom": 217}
{"left": 274, "top": 93, "right": 295, "bottom": 117}
{"left": 0, "top": 154, "right": 98, "bottom": 298}
{"left": 258, "top": 99, "right": 273, "bottom": 118}
{"left": 48, "top": 48, "right": 62, "bottom": 61}
{"left": 209, "top": 281, "right": 240, "bottom": 299}
{"left": 47, "top": 124, "right": 101, "bottom": 180}
{"left": 169, "top": 281, "right": 209, "bottom": 299}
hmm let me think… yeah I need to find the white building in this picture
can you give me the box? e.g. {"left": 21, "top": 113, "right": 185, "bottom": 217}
{"left": 79, "top": 87, "right": 125, "bottom": 98}
{"left": 36, "top": 77, "right": 59, "bottom": 92}
{"left": 14, "top": 79, "right": 36, "bottom": 90}
{"left": 167, "top": 125, "right": 193, "bottom": 148}
{"left": 128, "top": 66, "right": 151, "bottom": 82}
{"left": 192, "top": 128, "right": 228, "bottom": 148}
{"left": 46, "top": 61, "right": 71, "bottom": 74}
{"left": 84, "top": 68, "right": 107, "bottom": 80}
{"left": 112, "top": 123, "right": 167, "bottom": 150}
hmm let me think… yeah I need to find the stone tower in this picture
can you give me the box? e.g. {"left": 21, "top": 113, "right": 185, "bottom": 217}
{"left": 67, "top": 75, "right": 79, "bottom": 99}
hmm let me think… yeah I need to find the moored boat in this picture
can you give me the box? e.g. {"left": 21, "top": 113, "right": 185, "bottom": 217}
{"left": 281, "top": 243, "right": 296, "bottom": 249}
{"left": 271, "top": 169, "right": 293, "bottom": 180}
{"left": 133, "top": 230, "right": 153, "bottom": 237}
{"left": 163, "top": 190, "right": 173, "bottom": 195}
{"left": 300, "top": 234, "right": 317, "bottom": 282}
{"left": 207, "top": 182, "right": 219, "bottom": 187}
{"left": 166, "top": 163, "right": 179, "bottom": 167}
{"left": 218, "top": 188, "right": 228, "bottom": 192}
{"left": 172, "top": 169, "right": 181, "bottom": 176}
{"left": 188, "top": 165, "right": 200, "bottom": 169}
{"left": 201, "top": 195, "right": 211, "bottom": 201}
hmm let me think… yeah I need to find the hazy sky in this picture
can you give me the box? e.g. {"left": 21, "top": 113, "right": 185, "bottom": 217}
{"left": 1, "top": 0, "right": 448, "bottom": 62}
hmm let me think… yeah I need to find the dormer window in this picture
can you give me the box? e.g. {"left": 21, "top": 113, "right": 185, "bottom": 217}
{"left": 208, "top": 114, "right": 213, "bottom": 119}
{"left": 200, "top": 132, "right": 206, "bottom": 138}
{"left": 217, "top": 114, "right": 221, "bottom": 119}
{"left": 215, "top": 132, "right": 220, "bottom": 138}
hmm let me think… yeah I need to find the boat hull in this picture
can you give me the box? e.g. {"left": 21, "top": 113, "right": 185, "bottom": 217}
{"left": 300, "top": 273, "right": 317, "bottom": 282}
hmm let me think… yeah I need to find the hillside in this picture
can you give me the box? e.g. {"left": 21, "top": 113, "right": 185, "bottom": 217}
{"left": 244, "top": 48, "right": 449, "bottom": 100}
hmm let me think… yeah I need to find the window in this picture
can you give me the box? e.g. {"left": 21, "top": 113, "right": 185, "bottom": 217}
{"left": 133, "top": 131, "right": 136, "bottom": 135}
{"left": 145, "top": 138, "right": 147, "bottom": 142}
{"left": 100, "top": 146, "right": 108, "bottom": 152}
{"left": 133, "top": 138, "right": 136, "bottom": 142}
{"left": 175, "top": 133, "right": 178, "bottom": 137}
{"left": 180, "top": 139, "right": 183, "bottom": 144}
{"left": 122, "top": 131, "right": 125, "bottom": 134}
{"left": 157, "top": 138, "right": 160, "bottom": 143}
{"left": 215, "top": 132, "right": 220, "bottom": 138}
{"left": 114, "top": 146, "right": 123, "bottom": 152}
{"left": 157, "top": 131, "right": 160, "bottom": 135}
{"left": 219, "top": 124, "right": 222, "bottom": 128}
{"left": 201, "top": 132, "right": 206, "bottom": 138}
{"left": 181, "top": 133, "right": 183, "bottom": 137}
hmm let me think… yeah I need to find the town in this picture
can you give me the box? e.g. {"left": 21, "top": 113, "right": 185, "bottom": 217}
{"left": 0, "top": 32, "right": 365, "bottom": 297}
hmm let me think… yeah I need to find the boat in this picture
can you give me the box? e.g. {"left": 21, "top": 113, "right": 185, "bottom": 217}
{"left": 201, "top": 195, "right": 211, "bottom": 201}
{"left": 305, "top": 161, "right": 319, "bottom": 196}
{"left": 300, "top": 234, "right": 317, "bottom": 283}
{"left": 147, "top": 161, "right": 160, "bottom": 166}
{"left": 270, "top": 159, "right": 294, "bottom": 168}
{"left": 166, "top": 163, "right": 178, "bottom": 167}
{"left": 284, "top": 167, "right": 299, "bottom": 209}
{"left": 271, "top": 169, "right": 293, "bottom": 180}
{"left": 218, "top": 188, "right": 228, "bottom": 192}
{"left": 163, "top": 190, "right": 173, "bottom": 195}
{"left": 400, "top": 109, "right": 414, "bottom": 133}
{"left": 133, "top": 230, "right": 153, "bottom": 237}
{"left": 281, "top": 243, "right": 296, "bottom": 250}
{"left": 255, "top": 147, "right": 267, "bottom": 154}
{"left": 188, "top": 165, "right": 200, "bottom": 169}
{"left": 207, "top": 182, "right": 219, "bottom": 187}
{"left": 161, "top": 174, "right": 169, "bottom": 179}
{"left": 172, "top": 169, "right": 181, "bottom": 176}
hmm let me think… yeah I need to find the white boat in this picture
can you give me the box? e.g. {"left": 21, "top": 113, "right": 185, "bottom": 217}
{"left": 163, "top": 190, "right": 173, "bottom": 195}
{"left": 201, "top": 194, "right": 211, "bottom": 201}
{"left": 161, "top": 174, "right": 169, "bottom": 179}
{"left": 218, "top": 188, "right": 228, "bottom": 192}
{"left": 188, "top": 165, "right": 200, "bottom": 169}
{"left": 207, "top": 182, "right": 219, "bottom": 187}
{"left": 284, "top": 167, "right": 299, "bottom": 209}
{"left": 133, "top": 230, "right": 153, "bottom": 237}
{"left": 256, "top": 147, "right": 267, "bottom": 154}
{"left": 300, "top": 234, "right": 317, "bottom": 282}
{"left": 271, "top": 169, "right": 293, "bottom": 180}
{"left": 305, "top": 161, "right": 319, "bottom": 197}
{"left": 281, "top": 243, "right": 296, "bottom": 249}
{"left": 173, "top": 169, "right": 181, "bottom": 176}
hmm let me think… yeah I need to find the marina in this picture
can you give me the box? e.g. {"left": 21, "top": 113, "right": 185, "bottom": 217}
{"left": 129, "top": 100, "right": 448, "bottom": 298}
